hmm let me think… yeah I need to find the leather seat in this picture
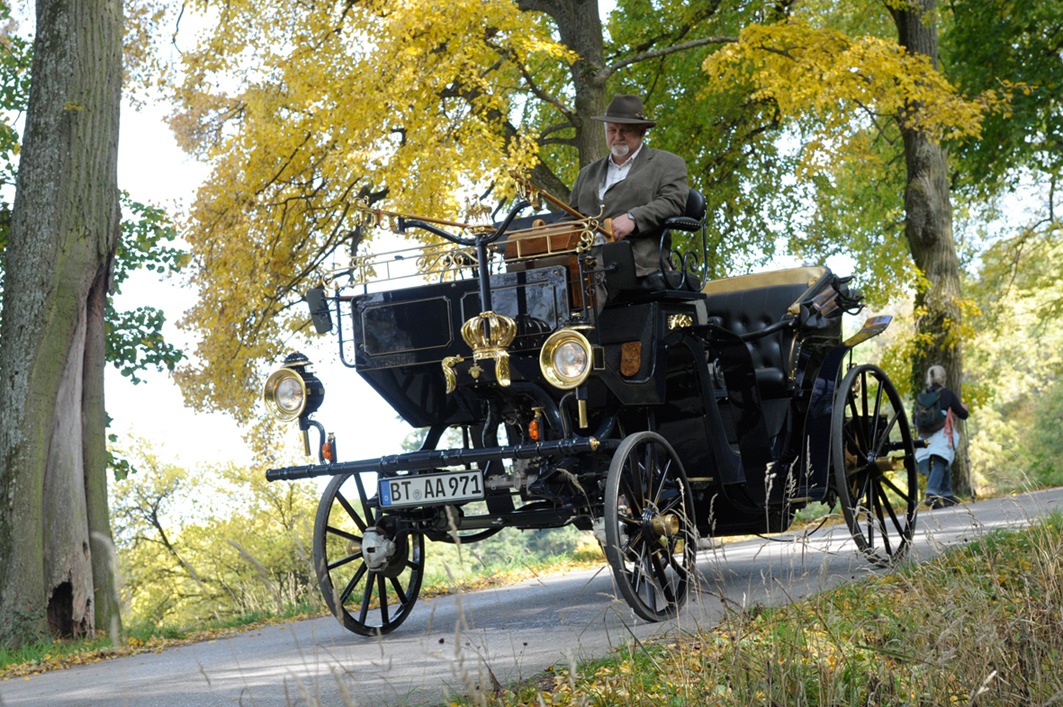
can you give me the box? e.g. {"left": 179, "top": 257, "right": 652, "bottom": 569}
{"left": 701, "top": 267, "right": 829, "bottom": 397}
{"left": 604, "top": 188, "right": 708, "bottom": 299}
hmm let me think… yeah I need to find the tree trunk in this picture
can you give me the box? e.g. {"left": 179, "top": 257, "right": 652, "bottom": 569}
{"left": 891, "top": 0, "right": 971, "bottom": 497}
{"left": 520, "top": 0, "right": 608, "bottom": 170}
{"left": 562, "top": 0, "right": 608, "bottom": 167}
{"left": 85, "top": 262, "right": 122, "bottom": 635}
{"left": 0, "top": 0, "right": 123, "bottom": 646}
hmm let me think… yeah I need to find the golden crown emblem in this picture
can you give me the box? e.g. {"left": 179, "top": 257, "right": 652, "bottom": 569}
{"left": 461, "top": 311, "right": 517, "bottom": 352}
{"left": 458, "top": 311, "right": 517, "bottom": 387}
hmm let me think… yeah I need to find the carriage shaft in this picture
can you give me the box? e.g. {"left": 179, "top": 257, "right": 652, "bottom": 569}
{"left": 265, "top": 435, "right": 606, "bottom": 482}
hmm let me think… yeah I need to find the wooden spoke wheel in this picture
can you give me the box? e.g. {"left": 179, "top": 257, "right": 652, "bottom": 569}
{"left": 603, "top": 431, "right": 697, "bottom": 622}
{"left": 313, "top": 472, "right": 424, "bottom": 636}
{"left": 831, "top": 364, "right": 918, "bottom": 567}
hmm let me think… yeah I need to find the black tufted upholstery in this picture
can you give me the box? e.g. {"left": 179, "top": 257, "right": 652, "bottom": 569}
{"left": 701, "top": 266, "right": 828, "bottom": 397}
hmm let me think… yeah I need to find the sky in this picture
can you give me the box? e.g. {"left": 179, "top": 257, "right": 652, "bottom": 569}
{"left": 108, "top": 102, "right": 254, "bottom": 468}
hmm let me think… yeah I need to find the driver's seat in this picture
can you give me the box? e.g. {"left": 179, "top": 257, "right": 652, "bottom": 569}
{"left": 636, "top": 187, "right": 707, "bottom": 293}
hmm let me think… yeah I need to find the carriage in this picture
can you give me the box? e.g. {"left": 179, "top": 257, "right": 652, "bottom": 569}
{"left": 262, "top": 189, "right": 919, "bottom": 636}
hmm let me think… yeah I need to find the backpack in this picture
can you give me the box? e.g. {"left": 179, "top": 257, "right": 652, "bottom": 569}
{"left": 913, "top": 388, "right": 946, "bottom": 434}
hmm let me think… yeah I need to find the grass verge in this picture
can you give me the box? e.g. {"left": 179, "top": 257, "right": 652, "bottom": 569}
{"left": 480, "top": 512, "right": 1063, "bottom": 706}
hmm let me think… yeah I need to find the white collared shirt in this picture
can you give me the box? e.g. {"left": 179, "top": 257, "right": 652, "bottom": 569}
{"left": 598, "top": 143, "right": 644, "bottom": 200}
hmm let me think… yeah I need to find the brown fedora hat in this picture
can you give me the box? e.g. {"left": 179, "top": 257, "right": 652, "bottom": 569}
{"left": 592, "top": 94, "right": 656, "bottom": 128}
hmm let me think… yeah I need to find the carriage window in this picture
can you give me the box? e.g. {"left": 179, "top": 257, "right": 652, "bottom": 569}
{"left": 461, "top": 268, "right": 567, "bottom": 338}
{"left": 360, "top": 297, "right": 453, "bottom": 356}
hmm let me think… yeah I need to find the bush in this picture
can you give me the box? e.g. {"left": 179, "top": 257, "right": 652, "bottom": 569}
{"left": 1028, "top": 378, "right": 1063, "bottom": 486}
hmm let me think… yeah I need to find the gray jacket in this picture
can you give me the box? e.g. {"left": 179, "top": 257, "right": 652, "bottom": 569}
{"left": 569, "top": 147, "right": 688, "bottom": 276}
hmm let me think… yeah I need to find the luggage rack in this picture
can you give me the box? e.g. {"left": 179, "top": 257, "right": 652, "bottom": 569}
{"left": 319, "top": 213, "right": 601, "bottom": 295}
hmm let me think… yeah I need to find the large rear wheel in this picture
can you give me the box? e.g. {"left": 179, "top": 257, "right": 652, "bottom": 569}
{"left": 313, "top": 472, "right": 424, "bottom": 636}
{"left": 831, "top": 364, "right": 918, "bottom": 567}
{"left": 603, "top": 431, "right": 697, "bottom": 621}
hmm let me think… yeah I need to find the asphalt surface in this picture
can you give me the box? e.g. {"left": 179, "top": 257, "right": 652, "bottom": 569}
{"left": 2, "top": 487, "right": 1060, "bottom": 706}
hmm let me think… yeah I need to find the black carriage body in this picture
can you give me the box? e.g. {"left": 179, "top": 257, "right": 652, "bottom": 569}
{"left": 296, "top": 260, "right": 854, "bottom": 538}
{"left": 265, "top": 204, "right": 918, "bottom": 634}
{"left": 600, "top": 267, "right": 849, "bottom": 536}
{"left": 350, "top": 266, "right": 570, "bottom": 429}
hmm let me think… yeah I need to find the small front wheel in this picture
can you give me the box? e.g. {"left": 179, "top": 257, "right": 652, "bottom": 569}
{"left": 313, "top": 472, "right": 424, "bottom": 636}
{"left": 831, "top": 364, "right": 918, "bottom": 567}
{"left": 603, "top": 431, "right": 697, "bottom": 621}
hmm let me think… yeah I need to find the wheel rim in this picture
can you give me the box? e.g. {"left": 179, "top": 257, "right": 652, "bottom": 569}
{"left": 831, "top": 364, "right": 918, "bottom": 567}
{"left": 604, "top": 431, "right": 697, "bottom": 621}
{"left": 427, "top": 526, "right": 501, "bottom": 544}
{"left": 313, "top": 472, "right": 424, "bottom": 636}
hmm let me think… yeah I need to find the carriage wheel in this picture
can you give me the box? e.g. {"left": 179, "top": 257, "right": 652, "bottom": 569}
{"left": 603, "top": 431, "right": 697, "bottom": 621}
{"left": 313, "top": 472, "right": 424, "bottom": 636}
{"left": 831, "top": 364, "right": 918, "bottom": 567}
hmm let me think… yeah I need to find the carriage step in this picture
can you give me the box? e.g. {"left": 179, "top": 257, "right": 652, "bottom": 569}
{"left": 791, "top": 486, "right": 829, "bottom": 503}
{"left": 687, "top": 476, "right": 715, "bottom": 487}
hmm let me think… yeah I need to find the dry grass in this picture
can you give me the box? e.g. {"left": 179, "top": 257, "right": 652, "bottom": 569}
{"left": 479, "top": 512, "right": 1063, "bottom": 706}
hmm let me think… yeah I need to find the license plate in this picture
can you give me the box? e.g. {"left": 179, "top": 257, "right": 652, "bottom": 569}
{"left": 378, "top": 470, "right": 484, "bottom": 508}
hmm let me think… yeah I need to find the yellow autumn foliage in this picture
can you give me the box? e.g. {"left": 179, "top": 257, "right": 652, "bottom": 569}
{"left": 702, "top": 17, "right": 1003, "bottom": 180}
{"left": 163, "top": 5, "right": 1010, "bottom": 424}
{"left": 165, "top": 0, "right": 574, "bottom": 419}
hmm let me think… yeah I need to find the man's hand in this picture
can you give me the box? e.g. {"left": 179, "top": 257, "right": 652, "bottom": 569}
{"left": 612, "top": 213, "right": 636, "bottom": 240}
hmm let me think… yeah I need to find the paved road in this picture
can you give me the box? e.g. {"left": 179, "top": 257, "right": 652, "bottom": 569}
{"left": 2, "top": 488, "right": 1060, "bottom": 706}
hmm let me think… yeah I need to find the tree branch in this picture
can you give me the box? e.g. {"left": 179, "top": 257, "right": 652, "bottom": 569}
{"left": 482, "top": 35, "right": 574, "bottom": 139}
{"left": 607, "top": 36, "right": 737, "bottom": 79}
{"left": 516, "top": 57, "right": 572, "bottom": 125}
{"left": 539, "top": 121, "right": 574, "bottom": 139}
{"left": 515, "top": 0, "right": 562, "bottom": 15}
{"left": 609, "top": 1, "right": 724, "bottom": 61}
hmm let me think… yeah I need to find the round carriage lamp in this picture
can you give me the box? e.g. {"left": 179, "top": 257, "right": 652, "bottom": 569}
{"left": 262, "top": 352, "right": 326, "bottom": 422}
{"left": 539, "top": 328, "right": 592, "bottom": 390}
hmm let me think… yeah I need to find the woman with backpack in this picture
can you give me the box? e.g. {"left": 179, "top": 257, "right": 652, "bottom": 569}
{"left": 913, "top": 364, "right": 970, "bottom": 508}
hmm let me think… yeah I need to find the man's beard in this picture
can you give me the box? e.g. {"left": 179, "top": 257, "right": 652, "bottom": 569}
{"left": 610, "top": 143, "right": 630, "bottom": 159}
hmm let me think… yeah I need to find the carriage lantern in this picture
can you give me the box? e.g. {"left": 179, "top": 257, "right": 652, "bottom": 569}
{"left": 262, "top": 352, "right": 325, "bottom": 423}
{"left": 539, "top": 327, "right": 593, "bottom": 390}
